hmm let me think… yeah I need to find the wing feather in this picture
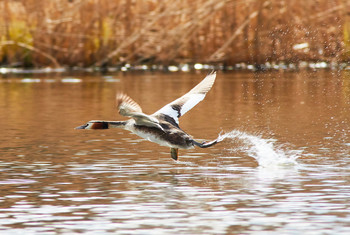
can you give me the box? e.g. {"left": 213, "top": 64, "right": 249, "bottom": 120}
{"left": 116, "top": 93, "right": 143, "bottom": 116}
{"left": 154, "top": 71, "right": 216, "bottom": 124}
{"left": 116, "top": 93, "right": 164, "bottom": 130}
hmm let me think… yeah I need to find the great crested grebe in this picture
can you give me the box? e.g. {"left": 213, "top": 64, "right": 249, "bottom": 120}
{"left": 76, "top": 71, "right": 222, "bottom": 160}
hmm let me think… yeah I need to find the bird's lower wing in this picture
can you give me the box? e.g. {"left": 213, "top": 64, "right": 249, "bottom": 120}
{"left": 116, "top": 93, "right": 163, "bottom": 129}
{"left": 117, "top": 93, "right": 143, "bottom": 117}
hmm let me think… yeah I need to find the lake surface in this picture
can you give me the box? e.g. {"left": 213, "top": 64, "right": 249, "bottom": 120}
{"left": 0, "top": 71, "right": 349, "bottom": 234}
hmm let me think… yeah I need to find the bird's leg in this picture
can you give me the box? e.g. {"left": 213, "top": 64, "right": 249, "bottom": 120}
{"left": 170, "top": 148, "right": 178, "bottom": 161}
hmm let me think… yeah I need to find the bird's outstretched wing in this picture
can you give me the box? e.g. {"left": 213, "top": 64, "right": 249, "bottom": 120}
{"left": 117, "top": 93, "right": 143, "bottom": 117}
{"left": 153, "top": 71, "right": 216, "bottom": 124}
{"left": 116, "top": 93, "right": 163, "bottom": 130}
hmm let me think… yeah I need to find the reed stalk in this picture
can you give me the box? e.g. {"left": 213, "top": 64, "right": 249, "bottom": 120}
{"left": 0, "top": 0, "right": 349, "bottom": 68}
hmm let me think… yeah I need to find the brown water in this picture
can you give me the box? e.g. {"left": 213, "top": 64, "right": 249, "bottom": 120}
{"left": 0, "top": 71, "right": 349, "bottom": 234}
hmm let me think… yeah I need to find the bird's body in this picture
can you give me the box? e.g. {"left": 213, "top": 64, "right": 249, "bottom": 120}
{"left": 128, "top": 118, "right": 194, "bottom": 149}
{"left": 76, "top": 71, "right": 222, "bottom": 160}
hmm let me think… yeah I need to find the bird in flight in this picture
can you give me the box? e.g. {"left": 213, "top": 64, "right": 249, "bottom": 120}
{"left": 76, "top": 71, "right": 222, "bottom": 160}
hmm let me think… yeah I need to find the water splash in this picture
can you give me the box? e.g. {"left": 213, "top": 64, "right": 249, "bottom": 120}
{"left": 218, "top": 130, "right": 301, "bottom": 167}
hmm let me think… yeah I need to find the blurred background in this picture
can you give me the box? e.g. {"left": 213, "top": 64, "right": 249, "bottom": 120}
{"left": 0, "top": 0, "right": 349, "bottom": 69}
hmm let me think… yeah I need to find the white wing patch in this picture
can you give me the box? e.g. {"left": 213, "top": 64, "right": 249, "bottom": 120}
{"left": 156, "top": 105, "right": 180, "bottom": 121}
{"left": 154, "top": 72, "right": 216, "bottom": 124}
{"left": 180, "top": 93, "right": 205, "bottom": 116}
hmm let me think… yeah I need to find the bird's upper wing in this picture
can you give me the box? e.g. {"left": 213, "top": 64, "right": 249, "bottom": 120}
{"left": 153, "top": 71, "right": 216, "bottom": 124}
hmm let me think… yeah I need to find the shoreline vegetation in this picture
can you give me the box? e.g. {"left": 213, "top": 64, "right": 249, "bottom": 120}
{"left": 1, "top": 0, "right": 350, "bottom": 72}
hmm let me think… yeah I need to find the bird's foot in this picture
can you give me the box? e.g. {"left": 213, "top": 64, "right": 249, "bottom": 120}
{"left": 170, "top": 148, "right": 178, "bottom": 161}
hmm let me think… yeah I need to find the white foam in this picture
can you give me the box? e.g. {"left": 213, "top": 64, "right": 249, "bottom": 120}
{"left": 219, "top": 130, "right": 301, "bottom": 167}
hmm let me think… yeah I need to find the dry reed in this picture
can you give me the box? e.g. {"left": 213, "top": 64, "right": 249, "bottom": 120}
{"left": 0, "top": 0, "right": 349, "bottom": 68}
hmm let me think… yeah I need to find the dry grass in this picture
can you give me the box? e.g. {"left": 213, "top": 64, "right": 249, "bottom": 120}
{"left": 0, "top": 0, "right": 349, "bottom": 68}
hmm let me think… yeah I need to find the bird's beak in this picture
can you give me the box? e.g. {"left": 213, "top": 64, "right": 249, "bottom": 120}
{"left": 75, "top": 124, "right": 88, "bottom": 129}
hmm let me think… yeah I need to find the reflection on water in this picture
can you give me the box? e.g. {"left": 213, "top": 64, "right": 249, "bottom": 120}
{"left": 0, "top": 71, "right": 349, "bottom": 234}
